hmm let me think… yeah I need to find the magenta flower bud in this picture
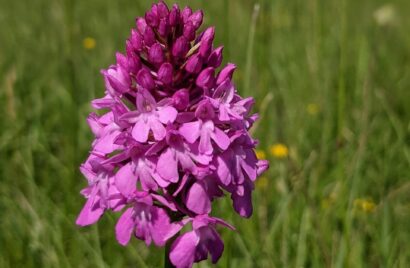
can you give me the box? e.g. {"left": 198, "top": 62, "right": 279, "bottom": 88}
{"left": 158, "top": 62, "right": 173, "bottom": 85}
{"left": 128, "top": 56, "right": 142, "bottom": 74}
{"left": 136, "top": 68, "right": 155, "bottom": 90}
{"left": 188, "top": 10, "right": 204, "bottom": 30}
{"left": 172, "top": 89, "right": 189, "bottom": 110}
{"left": 216, "top": 63, "right": 236, "bottom": 85}
{"left": 201, "top": 27, "right": 215, "bottom": 43}
{"left": 207, "top": 46, "right": 224, "bottom": 68}
{"left": 148, "top": 43, "right": 165, "bottom": 65}
{"left": 183, "top": 22, "right": 196, "bottom": 41}
{"left": 181, "top": 6, "right": 192, "bottom": 23}
{"left": 196, "top": 67, "right": 215, "bottom": 90}
{"left": 130, "top": 29, "right": 143, "bottom": 51}
{"left": 158, "top": 18, "right": 169, "bottom": 37}
{"left": 125, "top": 41, "right": 142, "bottom": 72}
{"left": 172, "top": 36, "right": 189, "bottom": 58}
{"left": 169, "top": 4, "right": 180, "bottom": 26}
{"left": 136, "top": 17, "right": 147, "bottom": 34}
{"left": 116, "top": 52, "right": 128, "bottom": 70}
{"left": 185, "top": 54, "right": 203, "bottom": 74}
{"left": 145, "top": 4, "right": 159, "bottom": 28}
{"left": 143, "top": 26, "right": 156, "bottom": 47}
{"left": 157, "top": 1, "right": 169, "bottom": 18}
{"left": 199, "top": 27, "right": 215, "bottom": 58}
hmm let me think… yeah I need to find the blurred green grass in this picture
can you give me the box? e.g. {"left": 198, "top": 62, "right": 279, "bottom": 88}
{"left": 1, "top": 0, "right": 410, "bottom": 267}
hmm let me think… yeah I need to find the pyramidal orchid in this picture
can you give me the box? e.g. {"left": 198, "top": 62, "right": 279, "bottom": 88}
{"left": 77, "top": 2, "right": 269, "bottom": 267}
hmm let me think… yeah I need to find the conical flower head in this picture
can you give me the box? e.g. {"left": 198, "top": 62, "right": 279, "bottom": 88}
{"left": 77, "top": 2, "right": 269, "bottom": 268}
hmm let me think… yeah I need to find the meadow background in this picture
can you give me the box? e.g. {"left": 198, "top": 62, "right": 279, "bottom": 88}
{"left": 1, "top": 0, "right": 409, "bottom": 267}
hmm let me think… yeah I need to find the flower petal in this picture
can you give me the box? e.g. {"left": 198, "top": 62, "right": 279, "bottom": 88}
{"left": 149, "top": 118, "right": 167, "bottom": 141}
{"left": 232, "top": 182, "right": 253, "bottom": 218}
{"left": 179, "top": 121, "right": 201, "bottom": 143}
{"left": 150, "top": 207, "right": 184, "bottom": 246}
{"left": 211, "top": 127, "right": 230, "bottom": 150}
{"left": 132, "top": 119, "right": 150, "bottom": 143}
{"left": 115, "top": 208, "right": 135, "bottom": 246}
{"left": 115, "top": 163, "right": 137, "bottom": 197}
{"left": 199, "top": 130, "right": 212, "bottom": 154}
{"left": 76, "top": 193, "right": 104, "bottom": 226}
{"left": 170, "top": 231, "right": 199, "bottom": 268}
{"left": 200, "top": 227, "right": 224, "bottom": 264}
{"left": 157, "top": 148, "right": 179, "bottom": 183}
{"left": 186, "top": 182, "right": 211, "bottom": 214}
{"left": 157, "top": 106, "right": 178, "bottom": 124}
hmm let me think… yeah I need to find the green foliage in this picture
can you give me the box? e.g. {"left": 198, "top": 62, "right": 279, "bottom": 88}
{"left": 0, "top": 0, "right": 409, "bottom": 267}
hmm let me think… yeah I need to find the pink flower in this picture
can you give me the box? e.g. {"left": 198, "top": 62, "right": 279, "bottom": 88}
{"left": 77, "top": 2, "right": 269, "bottom": 267}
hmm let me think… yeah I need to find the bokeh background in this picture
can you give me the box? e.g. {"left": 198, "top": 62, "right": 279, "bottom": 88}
{"left": 1, "top": 0, "right": 409, "bottom": 267}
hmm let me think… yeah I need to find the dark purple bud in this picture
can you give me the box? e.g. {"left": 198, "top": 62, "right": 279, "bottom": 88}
{"left": 145, "top": 4, "right": 159, "bottom": 28}
{"left": 169, "top": 4, "right": 180, "bottom": 26}
{"left": 207, "top": 46, "right": 224, "bottom": 68}
{"left": 217, "top": 63, "right": 236, "bottom": 85}
{"left": 181, "top": 6, "right": 192, "bottom": 23}
{"left": 195, "top": 99, "right": 215, "bottom": 120}
{"left": 196, "top": 67, "right": 215, "bottom": 90}
{"left": 158, "top": 63, "right": 173, "bottom": 85}
{"left": 143, "top": 26, "right": 156, "bottom": 46}
{"left": 136, "top": 18, "right": 147, "bottom": 34}
{"left": 183, "top": 22, "right": 196, "bottom": 41}
{"left": 148, "top": 43, "right": 165, "bottom": 65}
{"left": 185, "top": 54, "right": 203, "bottom": 74}
{"left": 172, "top": 36, "right": 189, "bottom": 58}
{"left": 188, "top": 10, "right": 204, "bottom": 30}
{"left": 158, "top": 18, "right": 170, "bottom": 37}
{"left": 157, "top": 1, "right": 169, "bottom": 18}
{"left": 172, "top": 89, "right": 190, "bottom": 110}
{"left": 130, "top": 29, "right": 143, "bottom": 51}
{"left": 136, "top": 68, "right": 155, "bottom": 90}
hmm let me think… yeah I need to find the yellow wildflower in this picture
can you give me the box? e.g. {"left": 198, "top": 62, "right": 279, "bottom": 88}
{"left": 83, "top": 37, "right": 96, "bottom": 50}
{"left": 307, "top": 103, "right": 319, "bottom": 115}
{"left": 354, "top": 198, "right": 376, "bottom": 213}
{"left": 270, "top": 143, "right": 288, "bottom": 159}
{"left": 255, "top": 149, "right": 266, "bottom": 160}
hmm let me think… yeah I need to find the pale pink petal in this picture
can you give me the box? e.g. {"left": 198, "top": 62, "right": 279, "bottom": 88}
{"left": 149, "top": 118, "right": 166, "bottom": 141}
{"left": 179, "top": 121, "right": 201, "bottom": 143}
{"left": 157, "top": 106, "right": 178, "bottom": 124}
{"left": 132, "top": 119, "right": 150, "bottom": 142}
